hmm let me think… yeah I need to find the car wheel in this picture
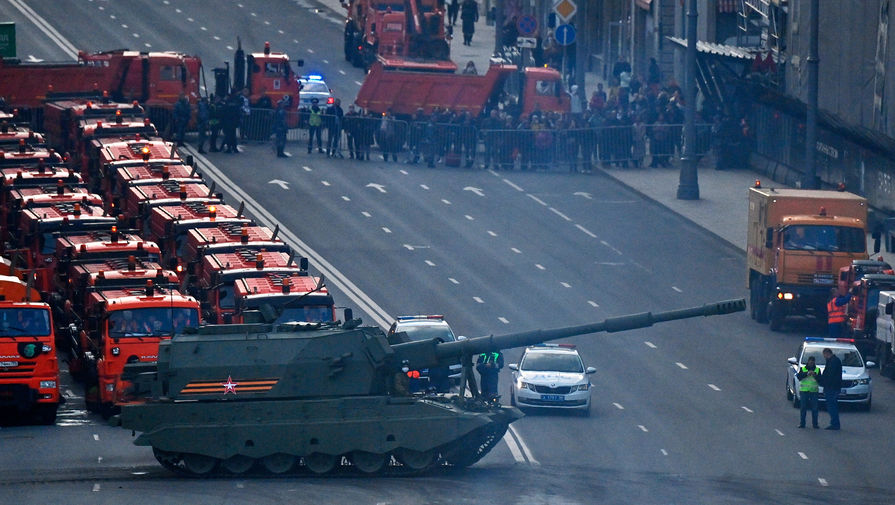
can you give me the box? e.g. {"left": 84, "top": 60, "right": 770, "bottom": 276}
{"left": 792, "top": 390, "right": 800, "bottom": 409}
{"left": 580, "top": 403, "right": 591, "bottom": 417}
{"left": 510, "top": 390, "right": 517, "bottom": 407}
{"left": 786, "top": 380, "right": 793, "bottom": 401}
{"left": 864, "top": 396, "right": 872, "bottom": 411}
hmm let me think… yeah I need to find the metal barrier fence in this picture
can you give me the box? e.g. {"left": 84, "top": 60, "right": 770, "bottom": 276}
{"left": 233, "top": 109, "right": 714, "bottom": 171}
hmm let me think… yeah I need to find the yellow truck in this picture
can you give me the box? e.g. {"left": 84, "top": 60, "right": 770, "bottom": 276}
{"left": 747, "top": 185, "right": 870, "bottom": 330}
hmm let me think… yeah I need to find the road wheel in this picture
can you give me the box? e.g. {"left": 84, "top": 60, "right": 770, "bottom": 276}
{"left": 34, "top": 404, "right": 57, "bottom": 425}
{"left": 222, "top": 455, "right": 255, "bottom": 474}
{"left": 864, "top": 396, "right": 872, "bottom": 411}
{"left": 304, "top": 453, "right": 338, "bottom": 474}
{"left": 350, "top": 451, "right": 387, "bottom": 474}
{"left": 183, "top": 453, "right": 218, "bottom": 475}
{"left": 786, "top": 379, "right": 793, "bottom": 401}
{"left": 261, "top": 453, "right": 295, "bottom": 474}
{"left": 510, "top": 390, "right": 516, "bottom": 407}
{"left": 394, "top": 448, "right": 437, "bottom": 471}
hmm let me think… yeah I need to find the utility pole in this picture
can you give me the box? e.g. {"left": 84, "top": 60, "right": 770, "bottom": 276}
{"left": 676, "top": 0, "right": 699, "bottom": 200}
{"left": 494, "top": 0, "right": 504, "bottom": 56}
{"left": 574, "top": 0, "right": 586, "bottom": 101}
{"left": 803, "top": 0, "right": 819, "bottom": 189}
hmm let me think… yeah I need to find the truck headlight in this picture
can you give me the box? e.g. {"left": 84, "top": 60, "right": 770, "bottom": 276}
{"left": 39, "top": 380, "right": 57, "bottom": 389}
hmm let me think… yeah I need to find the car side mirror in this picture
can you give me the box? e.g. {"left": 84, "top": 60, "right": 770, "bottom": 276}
{"left": 787, "top": 357, "right": 798, "bottom": 365}
{"left": 866, "top": 361, "right": 877, "bottom": 368}
{"left": 457, "top": 335, "right": 467, "bottom": 341}
{"left": 585, "top": 367, "right": 596, "bottom": 374}
{"left": 508, "top": 363, "right": 518, "bottom": 371}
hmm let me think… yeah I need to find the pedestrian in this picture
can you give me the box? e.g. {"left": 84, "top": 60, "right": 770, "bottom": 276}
{"left": 195, "top": 96, "right": 210, "bottom": 154}
{"left": 273, "top": 97, "right": 288, "bottom": 158}
{"left": 476, "top": 350, "right": 503, "bottom": 399}
{"left": 306, "top": 98, "right": 324, "bottom": 154}
{"left": 569, "top": 85, "right": 583, "bottom": 117}
{"left": 460, "top": 0, "right": 479, "bottom": 46}
{"left": 377, "top": 109, "right": 398, "bottom": 162}
{"left": 220, "top": 92, "right": 241, "bottom": 153}
{"left": 796, "top": 356, "right": 820, "bottom": 429}
{"left": 647, "top": 57, "right": 662, "bottom": 86}
{"left": 343, "top": 104, "right": 361, "bottom": 160}
{"left": 827, "top": 288, "right": 850, "bottom": 338}
{"left": 208, "top": 94, "right": 222, "bottom": 151}
{"left": 447, "top": 0, "right": 459, "bottom": 27}
{"left": 172, "top": 93, "right": 191, "bottom": 147}
{"left": 820, "top": 348, "right": 842, "bottom": 430}
{"left": 325, "top": 98, "right": 344, "bottom": 158}
{"left": 239, "top": 88, "right": 251, "bottom": 141}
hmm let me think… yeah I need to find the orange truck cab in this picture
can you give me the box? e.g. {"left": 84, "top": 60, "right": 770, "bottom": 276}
{"left": 87, "top": 138, "right": 179, "bottom": 194}
{"left": 198, "top": 250, "right": 307, "bottom": 323}
{"left": 43, "top": 98, "right": 147, "bottom": 155}
{"left": 233, "top": 272, "right": 335, "bottom": 325}
{"left": 148, "top": 202, "right": 252, "bottom": 269}
{"left": 838, "top": 262, "right": 895, "bottom": 343}
{"left": 78, "top": 284, "right": 199, "bottom": 418}
{"left": 123, "top": 181, "right": 219, "bottom": 233}
{"left": 182, "top": 223, "right": 290, "bottom": 282}
{"left": 52, "top": 228, "right": 163, "bottom": 291}
{"left": 0, "top": 128, "right": 45, "bottom": 150}
{"left": 747, "top": 186, "right": 870, "bottom": 330}
{"left": 2, "top": 182, "right": 97, "bottom": 234}
{"left": 104, "top": 160, "right": 197, "bottom": 209}
{"left": 65, "top": 257, "right": 177, "bottom": 316}
{"left": 0, "top": 146, "right": 63, "bottom": 169}
{"left": 0, "top": 275, "right": 60, "bottom": 424}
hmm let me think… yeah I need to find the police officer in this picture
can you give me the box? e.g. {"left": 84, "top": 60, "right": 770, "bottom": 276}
{"left": 307, "top": 98, "right": 323, "bottom": 154}
{"left": 476, "top": 350, "right": 503, "bottom": 399}
{"left": 796, "top": 356, "right": 820, "bottom": 429}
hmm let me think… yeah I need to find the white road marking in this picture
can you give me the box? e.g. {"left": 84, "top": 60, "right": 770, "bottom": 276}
{"left": 92, "top": 483, "right": 100, "bottom": 492}
{"left": 381, "top": 227, "right": 392, "bottom": 233}
{"left": 638, "top": 425, "right": 649, "bottom": 432}
{"left": 502, "top": 179, "right": 524, "bottom": 192}
{"left": 322, "top": 59, "right": 329, "bottom": 64}
{"left": 527, "top": 194, "right": 547, "bottom": 206}
{"left": 355, "top": 81, "right": 363, "bottom": 86}
{"left": 420, "top": 184, "right": 430, "bottom": 190}
{"left": 574, "top": 191, "right": 592, "bottom": 199}
{"left": 236, "top": 482, "right": 245, "bottom": 489}
{"left": 367, "top": 183, "right": 387, "bottom": 193}
{"left": 708, "top": 384, "right": 721, "bottom": 391}
{"left": 132, "top": 33, "right": 139, "bottom": 38}
{"left": 307, "top": 48, "right": 314, "bottom": 53}
{"left": 549, "top": 207, "right": 572, "bottom": 221}
{"left": 511, "top": 247, "right": 521, "bottom": 254}
{"left": 498, "top": 317, "right": 509, "bottom": 324}
{"left": 424, "top": 260, "right": 436, "bottom": 266}
{"left": 508, "top": 425, "right": 539, "bottom": 465}
{"left": 613, "top": 403, "right": 624, "bottom": 410}
{"left": 487, "top": 230, "right": 497, "bottom": 237}
{"left": 200, "top": 26, "right": 207, "bottom": 31}
{"left": 645, "top": 341, "right": 657, "bottom": 348}
{"left": 465, "top": 215, "right": 474, "bottom": 221}
{"left": 473, "top": 296, "right": 484, "bottom": 303}
{"left": 600, "top": 240, "right": 623, "bottom": 255}
{"left": 775, "top": 429, "right": 785, "bottom": 436}
{"left": 338, "top": 69, "right": 346, "bottom": 75}
{"left": 65, "top": 389, "right": 76, "bottom": 398}
{"left": 321, "top": 180, "right": 331, "bottom": 186}
{"left": 302, "top": 165, "right": 312, "bottom": 171}
{"left": 560, "top": 282, "right": 571, "bottom": 288}
{"left": 403, "top": 245, "right": 414, "bottom": 251}
{"left": 660, "top": 449, "right": 668, "bottom": 456}
{"left": 741, "top": 406, "right": 753, "bottom": 413}
{"left": 214, "top": 35, "right": 221, "bottom": 40}
{"left": 588, "top": 300, "right": 599, "bottom": 308}
{"left": 818, "top": 478, "right": 828, "bottom": 487}
{"left": 361, "top": 211, "right": 371, "bottom": 217}
{"left": 93, "top": 434, "right": 99, "bottom": 441}
{"left": 226, "top": 45, "right": 234, "bottom": 50}
{"left": 399, "top": 169, "right": 408, "bottom": 175}
{"left": 536, "top": 264, "right": 546, "bottom": 270}
{"left": 672, "top": 286, "right": 683, "bottom": 293}
{"left": 441, "top": 199, "right": 451, "bottom": 205}
{"left": 449, "top": 278, "right": 459, "bottom": 284}
{"left": 798, "top": 452, "right": 808, "bottom": 460}
{"left": 278, "top": 29, "right": 284, "bottom": 34}
{"left": 502, "top": 432, "right": 524, "bottom": 463}
{"left": 675, "top": 362, "right": 688, "bottom": 369}
{"left": 341, "top": 196, "right": 350, "bottom": 201}
{"left": 575, "top": 224, "right": 597, "bottom": 238}
{"left": 463, "top": 186, "right": 484, "bottom": 197}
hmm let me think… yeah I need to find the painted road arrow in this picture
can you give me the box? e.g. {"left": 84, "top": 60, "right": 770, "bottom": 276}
{"left": 574, "top": 191, "right": 592, "bottom": 199}
{"left": 464, "top": 186, "right": 485, "bottom": 197}
{"left": 366, "top": 183, "right": 387, "bottom": 193}
{"left": 268, "top": 179, "right": 290, "bottom": 190}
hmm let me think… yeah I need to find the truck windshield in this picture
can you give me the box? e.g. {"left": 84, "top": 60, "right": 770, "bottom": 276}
{"left": 274, "top": 305, "right": 334, "bottom": 324}
{"left": 782, "top": 225, "right": 866, "bottom": 253}
{"left": 108, "top": 307, "right": 199, "bottom": 337}
{"left": 0, "top": 308, "right": 51, "bottom": 337}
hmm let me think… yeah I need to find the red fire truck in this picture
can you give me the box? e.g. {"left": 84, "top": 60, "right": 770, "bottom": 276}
{"left": 122, "top": 181, "right": 219, "bottom": 232}
{"left": 1, "top": 181, "right": 98, "bottom": 235}
{"left": 182, "top": 223, "right": 290, "bottom": 281}
{"left": 148, "top": 202, "right": 251, "bottom": 268}
{"left": 104, "top": 161, "right": 198, "bottom": 210}
{"left": 233, "top": 271, "right": 335, "bottom": 324}
{"left": 0, "top": 274, "right": 60, "bottom": 424}
{"left": 85, "top": 138, "right": 179, "bottom": 193}
{"left": 44, "top": 98, "right": 147, "bottom": 155}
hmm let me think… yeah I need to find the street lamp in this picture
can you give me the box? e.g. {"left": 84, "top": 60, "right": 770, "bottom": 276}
{"left": 676, "top": 0, "right": 699, "bottom": 200}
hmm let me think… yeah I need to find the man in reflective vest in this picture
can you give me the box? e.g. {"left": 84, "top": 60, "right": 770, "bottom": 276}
{"left": 476, "top": 351, "right": 504, "bottom": 399}
{"left": 826, "top": 288, "right": 850, "bottom": 338}
{"left": 796, "top": 356, "right": 820, "bottom": 428}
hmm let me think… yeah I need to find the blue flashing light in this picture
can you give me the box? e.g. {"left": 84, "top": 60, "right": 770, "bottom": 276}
{"left": 804, "top": 337, "right": 856, "bottom": 343}
{"left": 306, "top": 74, "right": 323, "bottom": 81}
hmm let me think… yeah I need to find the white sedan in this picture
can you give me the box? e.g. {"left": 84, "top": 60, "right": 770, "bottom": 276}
{"left": 509, "top": 344, "right": 595, "bottom": 416}
{"left": 786, "top": 337, "right": 874, "bottom": 410}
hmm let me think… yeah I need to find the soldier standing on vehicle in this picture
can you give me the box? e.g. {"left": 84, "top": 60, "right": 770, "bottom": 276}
{"left": 476, "top": 350, "right": 504, "bottom": 399}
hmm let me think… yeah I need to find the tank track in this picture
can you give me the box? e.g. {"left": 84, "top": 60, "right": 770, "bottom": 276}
{"left": 150, "top": 421, "right": 511, "bottom": 477}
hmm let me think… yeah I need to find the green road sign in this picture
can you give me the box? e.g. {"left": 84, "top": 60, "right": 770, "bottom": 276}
{"left": 0, "top": 22, "right": 16, "bottom": 59}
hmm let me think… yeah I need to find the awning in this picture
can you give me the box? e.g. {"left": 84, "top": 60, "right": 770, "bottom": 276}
{"left": 667, "top": 36, "right": 761, "bottom": 60}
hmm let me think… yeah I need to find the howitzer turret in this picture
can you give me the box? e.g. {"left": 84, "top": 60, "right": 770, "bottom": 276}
{"left": 117, "top": 298, "right": 744, "bottom": 477}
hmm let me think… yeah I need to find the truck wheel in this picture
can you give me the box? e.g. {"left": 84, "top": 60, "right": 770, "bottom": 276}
{"left": 751, "top": 279, "right": 768, "bottom": 323}
{"left": 786, "top": 378, "right": 793, "bottom": 401}
{"left": 768, "top": 302, "right": 784, "bottom": 331}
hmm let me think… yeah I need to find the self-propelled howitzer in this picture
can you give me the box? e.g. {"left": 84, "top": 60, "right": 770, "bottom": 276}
{"left": 117, "top": 298, "right": 745, "bottom": 476}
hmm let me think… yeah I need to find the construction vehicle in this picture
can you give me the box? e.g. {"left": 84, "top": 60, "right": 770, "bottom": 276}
{"left": 214, "top": 40, "right": 303, "bottom": 112}
{"left": 355, "top": 61, "right": 570, "bottom": 117}
{"left": 63, "top": 256, "right": 177, "bottom": 318}
{"left": 197, "top": 250, "right": 307, "bottom": 324}
{"left": 86, "top": 138, "right": 180, "bottom": 194}
{"left": 43, "top": 98, "right": 147, "bottom": 155}
{"left": 72, "top": 281, "right": 199, "bottom": 418}
{"left": 0, "top": 49, "right": 201, "bottom": 128}
{"left": 114, "top": 298, "right": 744, "bottom": 476}
{"left": 1, "top": 181, "right": 98, "bottom": 235}
{"left": 835, "top": 259, "right": 895, "bottom": 348}
{"left": 121, "top": 181, "right": 219, "bottom": 232}
{"left": 232, "top": 270, "right": 335, "bottom": 325}
{"left": 747, "top": 184, "right": 870, "bottom": 330}
{"left": 147, "top": 202, "right": 251, "bottom": 269}
{"left": 103, "top": 160, "right": 198, "bottom": 212}
{"left": 342, "top": 0, "right": 455, "bottom": 71}
{"left": 0, "top": 274, "right": 60, "bottom": 424}
{"left": 182, "top": 223, "right": 289, "bottom": 281}
{"left": 51, "top": 227, "right": 163, "bottom": 289}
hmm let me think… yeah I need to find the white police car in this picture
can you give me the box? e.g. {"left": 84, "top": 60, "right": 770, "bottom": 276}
{"left": 786, "top": 337, "right": 874, "bottom": 410}
{"left": 387, "top": 315, "right": 464, "bottom": 392}
{"left": 298, "top": 75, "right": 334, "bottom": 109}
{"left": 509, "top": 344, "right": 596, "bottom": 416}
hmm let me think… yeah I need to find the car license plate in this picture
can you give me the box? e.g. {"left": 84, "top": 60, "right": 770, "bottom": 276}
{"left": 0, "top": 361, "right": 18, "bottom": 367}
{"left": 540, "top": 394, "right": 564, "bottom": 401}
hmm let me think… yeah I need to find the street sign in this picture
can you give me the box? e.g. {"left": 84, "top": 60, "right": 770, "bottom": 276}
{"left": 553, "top": 0, "right": 577, "bottom": 23}
{"left": 516, "top": 15, "right": 538, "bottom": 37}
{"left": 0, "top": 22, "right": 16, "bottom": 59}
{"left": 554, "top": 23, "right": 576, "bottom": 46}
{"left": 516, "top": 37, "right": 537, "bottom": 49}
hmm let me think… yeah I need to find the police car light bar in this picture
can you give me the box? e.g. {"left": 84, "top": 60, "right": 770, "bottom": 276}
{"left": 805, "top": 337, "right": 855, "bottom": 343}
{"left": 531, "top": 343, "right": 576, "bottom": 348}
{"left": 306, "top": 75, "right": 323, "bottom": 80}
{"left": 397, "top": 315, "right": 444, "bottom": 321}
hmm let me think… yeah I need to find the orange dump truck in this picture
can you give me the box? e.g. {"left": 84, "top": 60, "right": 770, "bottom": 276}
{"left": 747, "top": 186, "right": 869, "bottom": 330}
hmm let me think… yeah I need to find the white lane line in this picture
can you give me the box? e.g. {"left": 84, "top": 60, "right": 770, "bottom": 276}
{"left": 741, "top": 406, "right": 753, "bottom": 413}
{"left": 322, "top": 59, "right": 329, "bottom": 64}
{"left": 502, "top": 432, "right": 524, "bottom": 463}
{"left": 278, "top": 29, "right": 284, "bottom": 34}
{"left": 487, "top": 230, "right": 497, "bottom": 237}
{"left": 354, "top": 80, "right": 363, "bottom": 86}
{"left": 645, "top": 341, "right": 657, "bottom": 348}
{"left": 302, "top": 165, "right": 312, "bottom": 171}
{"left": 473, "top": 296, "right": 484, "bottom": 303}
{"left": 92, "top": 483, "right": 100, "bottom": 492}
{"left": 675, "top": 362, "right": 688, "bottom": 369}
{"left": 7, "top": 0, "right": 79, "bottom": 57}
{"left": 420, "top": 184, "right": 430, "bottom": 190}
{"left": 381, "top": 227, "right": 392, "bottom": 234}
{"left": 508, "top": 425, "right": 539, "bottom": 465}
{"left": 213, "top": 35, "right": 221, "bottom": 40}
{"left": 527, "top": 194, "right": 547, "bottom": 206}
{"left": 798, "top": 452, "right": 808, "bottom": 460}
{"left": 588, "top": 300, "right": 599, "bottom": 308}
{"left": 448, "top": 278, "right": 459, "bottom": 285}
{"left": 200, "top": 26, "right": 207, "bottom": 31}
{"left": 600, "top": 240, "right": 623, "bottom": 255}
{"left": 818, "top": 478, "right": 828, "bottom": 487}
{"left": 560, "top": 282, "right": 571, "bottom": 288}
{"left": 361, "top": 211, "right": 371, "bottom": 217}
{"left": 93, "top": 434, "right": 99, "bottom": 441}
{"left": 399, "top": 169, "right": 408, "bottom": 175}
{"left": 536, "top": 264, "right": 546, "bottom": 270}
{"left": 424, "top": 260, "right": 436, "bottom": 266}
{"left": 575, "top": 224, "right": 597, "bottom": 238}
{"left": 403, "top": 245, "right": 414, "bottom": 251}
{"left": 637, "top": 425, "right": 649, "bottom": 433}
{"left": 465, "top": 215, "right": 474, "bottom": 221}
{"left": 321, "top": 180, "right": 330, "bottom": 186}
{"left": 511, "top": 247, "right": 521, "bottom": 254}
{"left": 498, "top": 317, "right": 509, "bottom": 324}
{"left": 613, "top": 403, "right": 624, "bottom": 410}
{"left": 708, "top": 384, "right": 721, "bottom": 391}
{"left": 341, "top": 196, "right": 350, "bottom": 201}
{"left": 338, "top": 69, "right": 346, "bottom": 75}
{"left": 441, "top": 199, "right": 451, "bottom": 205}
{"left": 672, "top": 286, "right": 683, "bottom": 293}
{"left": 502, "top": 179, "right": 524, "bottom": 192}
{"left": 549, "top": 207, "right": 572, "bottom": 221}
{"left": 660, "top": 449, "right": 668, "bottom": 456}
{"left": 775, "top": 429, "right": 785, "bottom": 436}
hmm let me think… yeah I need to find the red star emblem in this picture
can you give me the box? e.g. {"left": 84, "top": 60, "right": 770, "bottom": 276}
{"left": 221, "top": 375, "right": 238, "bottom": 394}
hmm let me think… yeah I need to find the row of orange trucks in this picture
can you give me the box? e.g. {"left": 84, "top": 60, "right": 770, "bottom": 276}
{"left": 0, "top": 93, "right": 339, "bottom": 423}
